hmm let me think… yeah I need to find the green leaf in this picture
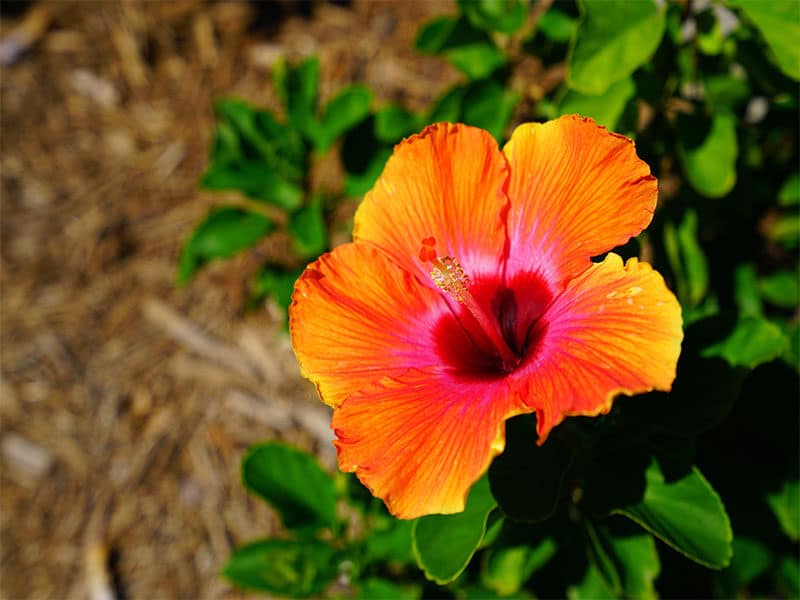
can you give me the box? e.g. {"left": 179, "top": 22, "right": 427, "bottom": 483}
{"left": 241, "top": 443, "right": 336, "bottom": 532}
{"left": 759, "top": 270, "right": 800, "bottom": 309}
{"left": 536, "top": 7, "right": 575, "bottom": 42}
{"left": 702, "top": 316, "right": 789, "bottom": 369}
{"left": 766, "top": 480, "right": 800, "bottom": 541}
{"left": 663, "top": 209, "right": 709, "bottom": 309}
{"left": 315, "top": 85, "right": 373, "bottom": 153}
{"left": 775, "top": 554, "right": 800, "bottom": 597}
{"left": 766, "top": 213, "right": 800, "bottom": 248}
{"left": 731, "top": 0, "right": 800, "bottom": 80}
{"left": 412, "top": 476, "right": 496, "bottom": 584}
{"left": 715, "top": 537, "right": 773, "bottom": 597}
{"left": 201, "top": 162, "right": 303, "bottom": 211}
{"left": 734, "top": 263, "right": 763, "bottom": 317}
{"left": 558, "top": 76, "right": 636, "bottom": 131}
{"left": 177, "top": 207, "right": 273, "bottom": 285}
{"left": 585, "top": 522, "right": 660, "bottom": 599}
{"left": 428, "top": 85, "right": 468, "bottom": 123}
{"left": 481, "top": 538, "right": 557, "bottom": 596}
{"left": 289, "top": 197, "right": 327, "bottom": 258}
{"left": 568, "top": 0, "right": 665, "bottom": 95}
{"left": 613, "top": 459, "right": 732, "bottom": 569}
{"left": 676, "top": 112, "right": 738, "bottom": 198}
{"left": 567, "top": 563, "right": 614, "bottom": 600}
{"left": 461, "top": 79, "right": 519, "bottom": 142}
{"left": 274, "top": 57, "right": 320, "bottom": 138}
{"left": 458, "top": 0, "right": 527, "bottom": 34}
{"left": 250, "top": 266, "right": 303, "bottom": 313}
{"left": 415, "top": 16, "right": 506, "bottom": 80}
{"left": 365, "top": 517, "right": 415, "bottom": 565}
{"left": 357, "top": 578, "right": 421, "bottom": 600}
{"left": 489, "top": 415, "right": 573, "bottom": 522}
{"left": 222, "top": 539, "right": 338, "bottom": 596}
{"left": 704, "top": 74, "right": 751, "bottom": 113}
{"left": 375, "top": 106, "right": 422, "bottom": 143}
{"left": 779, "top": 173, "right": 800, "bottom": 206}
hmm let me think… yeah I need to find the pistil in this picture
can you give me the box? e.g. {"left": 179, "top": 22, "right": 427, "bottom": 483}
{"left": 420, "top": 238, "right": 520, "bottom": 371}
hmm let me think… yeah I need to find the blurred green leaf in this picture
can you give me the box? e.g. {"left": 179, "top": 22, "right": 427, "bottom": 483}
{"left": 489, "top": 415, "right": 572, "bottom": 522}
{"left": 251, "top": 266, "right": 303, "bottom": 313}
{"left": 274, "top": 57, "right": 320, "bottom": 138}
{"left": 289, "top": 196, "right": 327, "bottom": 258}
{"left": 585, "top": 523, "right": 660, "bottom": 599}
{"left": 766, "top": 213, "right": 800, "bottom": 248}
{"left": 428, "top": 85, "right": 468, "bottom": 123}
{"left": 222, "top": 539, "right": 338, "bottom": 596}
{"left": 481, "top": 538, "right": 557, "bottom": 596}
{"left": 759, "top": 270, "right": 800, "bottom": 309}
{"left": 536, "top": 7, "right": 575, "bottom": 42}
{"left": 559, "top": 76, "right": 635, "bottom": 131}
{"left": 613, "top": 459, "right": 732, "bottom": 569}
{"left": 766, "top": 480, "right": 800, "bottom": 541}
{"left": 177, "top": 206, "right": 273, "bottom": 286}
{"left": 462, "top": 79, "right": 519, "bottom": 142}
{"left": 734, "top": 263, "right": 764, "bottom": 316}
{"left": 731, "top": 0, "right": 800, "bottom": 80}
{"left": 375, "top": 105, "right": 422, "bottom": 142}
{"left": 412, "top": 476, "right": 496, "bottom": 584}
{"left": 210, "top": 121, "right": 243, "bottom": 166}
{"left": 201, "top": 162, "right": 303, "bottom": 211}
{"left": 458, "top": 0, "right": 527, "bottom": 34}
{"left": 663, "top": 209, "right": 709, "bottom": 309}
{"left": 365, "top": 517, "right": 415, "bottom": 565}
{"left": 676, "top": 112, "right": 738, "bottom": 198}
{"left": 568, "top": 0, "right": 665, "bottom": 95}
{"left": 702, "top": 316, "right": 789, "bottom": 369}
{"left": 775, "top": 554, "right": 800, "bottom": 596}
{"left": 779, "top": 173, "right": 800, "bottom": 206}
{"left": 567, "top": 563, "right": 614, "bottom": 600}
{"left": 357, "top": 578, "right": 421, "bottom": 600}
{"left": 704, "top": 74, "right": 750, "bottom": 113}
{"left": 241, "top": 443, "right": 336, "bottom": 532}
{"left": 714, "top": 536, "right": 774, "bottom": 597}
{"left": 415, "top": 16, "right": 506, "bottom": 79}
{"left": 342, "top": 116, "right": 392, "bottom": 197}
{"left": 315, "top": 85, "right": 373, "bottom": 153}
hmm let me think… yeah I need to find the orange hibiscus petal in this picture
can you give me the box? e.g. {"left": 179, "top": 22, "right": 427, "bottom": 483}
{"left": 353, "top": 123, "right": 511, "bottom": 286}
{"left": 289, "top": 243, "right": 451, "bottom": 409}
{"left": 517, "top": 253, "right": 683, "bottom": 442}
{"left": 333, "top": 368, "right": 519, "bottom": 519}
{"left": 503, "top": 115, "right": 658, "bottom": 288}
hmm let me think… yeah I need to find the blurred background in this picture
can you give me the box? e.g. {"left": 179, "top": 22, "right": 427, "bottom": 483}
{"left": 1, "top": 0, "right": 798, "bottom": 598}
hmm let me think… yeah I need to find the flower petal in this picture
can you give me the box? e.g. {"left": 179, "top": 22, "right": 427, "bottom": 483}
{"left": 519, "top": 253, "right": 683, "bottom": 442}
{"left": 289, "top": 243, "right": 451, "bottom": 409}
{"left": 354, "top": 123, "right": 511, "bottom": 286}
{"left": 333, "top": 368, "right": 518, "bottom": 519}
{"left": 503, "top": 115, "right": 658, "bottom": 288}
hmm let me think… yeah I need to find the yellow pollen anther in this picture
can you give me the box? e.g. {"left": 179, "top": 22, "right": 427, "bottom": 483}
{"left": 430, "top": 257, "right": 470, "bottom": 304}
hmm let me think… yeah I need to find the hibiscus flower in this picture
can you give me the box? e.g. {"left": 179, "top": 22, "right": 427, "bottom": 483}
{"left": 290, "top": 116, "right": 683, "bottom": 519}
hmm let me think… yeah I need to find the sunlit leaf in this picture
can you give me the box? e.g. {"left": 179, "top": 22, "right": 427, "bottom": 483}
{"left": 558, "top": 76, "right": 635, "bottom": 131}
{"left": 702, "top": 317, "right": 789, "bottom": 369}
{"left": 412, "top": 476, "right": 496, "bottom": 584}
{"left": 537, "top": 7, "right": 575, "bottom": 42}
{"left": 613, "top": 459, "right": 732, "bottom": 569}
{"left": 779, "top": 173, "right": 800, "bottom": 206}
{"left": 663, "top": 209, "right": 709, "bottom": 309}
{"left": 567, "top": 563, "right": 614, "bottom": 600}
{"left": 766, "top": 480, "right": 800, "bottom": 541}
{"left": 676, "top": 112, "right": 738, "bottom": 198}
{"left": 759, "top": 270, "right": 800, "bottom": 309}
{"left": 585, "top": 522, "right": 660, "bottom": 599}
{"left": 458, "top": 0, "right": 527, "bottom": 34}
{"left": 222, "top": 539, "right": 338, "bottom": 596}
{"left": 731, "top": 0, "right": 800, "bottom": 81}
{"left": 241, "top": 443, "right": 336, "bottom": 532}
{"left": 568, "top": 0, "right": 665, "bottom": 95}
{"left": 481, "top": 538, "right": 557, "bottom": 596}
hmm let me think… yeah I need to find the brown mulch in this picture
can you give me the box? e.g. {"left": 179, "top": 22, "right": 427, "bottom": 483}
{"left": 0, "top": 1, "right": 464, "bottom": 598}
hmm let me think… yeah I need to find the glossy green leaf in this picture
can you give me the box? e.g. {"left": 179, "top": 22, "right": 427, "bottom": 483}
{"left": 412, "top": 476, "right": 496, "bottom": 584}
{"left": 201, "top": 162, "right": 303, "bottom": 210}
{"left": 177, "top": 207, "right": 273, "bottom": 285}
{"left": 676, "top": 112, "right": 738, "bottom": 198}
{"left": 568, "top": 0, "right": 665, "bottom": 95}
{"left": 766, "top": 480, "right": 800, "bottom": 541}
{"left": 375, "top": 106, "right": 422, "bottom": 143}
{"left": 241, "top": 442, "right": 336, "bottom": 532}
{"left": 779, "top": 173, "right": 800, "bottom": 206}
{"left": 702, "top": 316, "right": 789, "bottom": 369}
{"left": 315, "top": 85, "right": 373, "bottom": 152}
{"left": 461, "top": 79, "right": 519, "bottom": 142}
{"left": 250, "top": 266, "right": 303, "bottom": 313}
{"left": 558, "top": 76, "right": 635, "bottom": 131}
{"left": 536, "top": 7, "right": 575, "bottom": 42}
{"left": 289, "top": 197, "right": 327, "bottom": 258}
{"left": 586, "top": 522, "right": 660, "bottom": 599}
{"left": 714, "top": 537, "right": 774, "bottom": 597}
{"left": 274, "top": 57, "right": 320, "bottom": 137}
{"left": 663, "top": 209, "right": 709, "bottom": 309}
{"left": 481, "top": 538, "right": 557, "bottom": 596}
{"left": 458, "top": 0, "right": 527, "bottom": 34}
{"left": 613, "top": 459, "right": 732, "bottom": 569}
{"left": 759, "top": 270, "right": 800, "bottom": 309}
{"left": 415, "top": 16, "right": 506, "bottom": 79}
{"left": 731, "top": 0, "right": 800, "bottom": 80}
{"left": 489, "top": 415, "right": 573, "bottom": 522}
{"left": 222, "top": 539, "right": 338, "bottom": 596}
